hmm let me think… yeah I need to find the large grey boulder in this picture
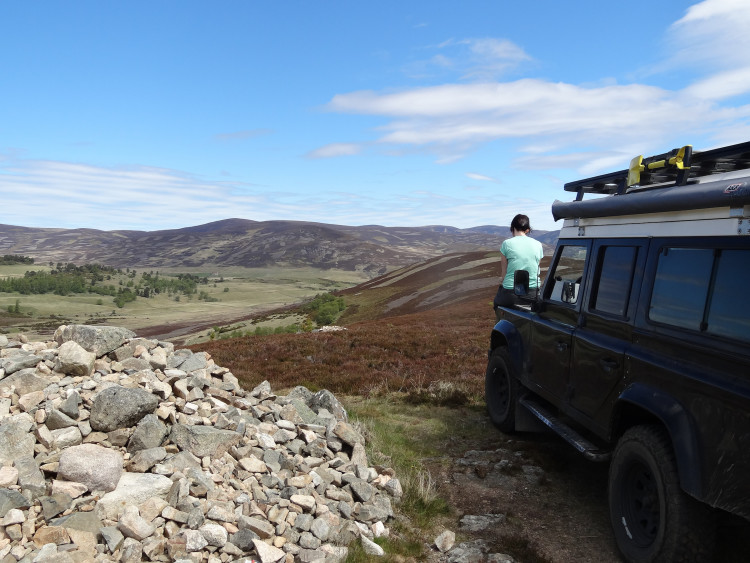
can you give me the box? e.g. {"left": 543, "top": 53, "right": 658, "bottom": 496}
{"left": 54, "top": 325, "right": 136, "bottom": 357}
{"left": 55, "top": 341, "right": 95, "bottom": 377}
{"left": 89, "top": 385, "right": 158, "bottom": 432}
{"left": 58, "top": 444, "right": 123, "bottom": 493}
{"left": 169, "top": 425, "right": 241, "bottom": 458}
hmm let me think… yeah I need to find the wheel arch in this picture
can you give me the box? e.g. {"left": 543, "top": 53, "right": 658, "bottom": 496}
{"left": 489, "top": 320, "right": 524, "bottom": 375}
{"left": 613, "top": 383, "right": 703, "bottom": 498}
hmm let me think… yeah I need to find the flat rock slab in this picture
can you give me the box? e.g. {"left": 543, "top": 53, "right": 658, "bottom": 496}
{"left": 96, "top": 473, "right": 173, "bottom": 521}
{"left": 58, "top": 444, "right": 123, "bottom": 492}
{"left": 89, "top": 385, "right": 159, "bottom": 432}
{"left": 0, "top": 369, "right": 48, "bottom": 396}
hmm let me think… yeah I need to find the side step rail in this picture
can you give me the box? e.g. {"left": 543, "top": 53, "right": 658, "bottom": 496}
{"left": 519, "top": 396, "right": 611, "bottom": 462}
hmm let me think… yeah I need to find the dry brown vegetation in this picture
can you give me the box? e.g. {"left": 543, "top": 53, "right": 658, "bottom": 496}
{"left": 190, "top": 252, "right": 502, "bottom": 401}
{"left": 191, "top": 297, "right": 490, "bottom": 401}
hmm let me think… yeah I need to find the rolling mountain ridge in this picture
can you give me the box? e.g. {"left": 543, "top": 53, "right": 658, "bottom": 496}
{"left": 0, "top": 218, "right": 558, "bottom": 276}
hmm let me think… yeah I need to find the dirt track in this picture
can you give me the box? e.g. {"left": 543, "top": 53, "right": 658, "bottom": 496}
{"left": 427, "top": 415, "right": 750, "bottom": 563}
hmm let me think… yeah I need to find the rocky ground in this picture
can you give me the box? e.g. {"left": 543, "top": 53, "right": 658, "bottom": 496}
{"left": 3, "top": 324, "right": 749, "bottom": 563}
{"left": 421, "top": 417, "right": 750, "bottom": 563}
{"left": 0, "top": 325, "right": 403, "bottom": 563}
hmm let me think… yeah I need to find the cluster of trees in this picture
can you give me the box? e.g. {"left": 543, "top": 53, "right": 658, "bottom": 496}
{"left": 0, "top": 262, "right": 217, "bottom": 309}
{"left": 0, "top": 255, "right": 34, "bottom": 265}
{"left": 0, "top": 270, "right": 91, "bottom": 296}
{"left": 303, "top": 293, "right": 346, "bottom": 325}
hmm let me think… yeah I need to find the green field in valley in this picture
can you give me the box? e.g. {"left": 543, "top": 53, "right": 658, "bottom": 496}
{"left": 0, "top": 261, "right": 368, "bottom": 343}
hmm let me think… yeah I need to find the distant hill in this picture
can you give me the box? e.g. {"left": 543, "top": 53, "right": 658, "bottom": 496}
{"left": 0, "top": 219, "right": 558, "bottom": 277}
{"left": 336, "top": 250, "right": 553, "bottom": 323}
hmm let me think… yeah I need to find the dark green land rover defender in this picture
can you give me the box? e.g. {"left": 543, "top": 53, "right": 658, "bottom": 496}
{"left": 486, "top": 142, "right": 750, "bottom": 562}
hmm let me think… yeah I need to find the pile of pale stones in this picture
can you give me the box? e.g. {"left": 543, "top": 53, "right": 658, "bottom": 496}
{"left": 0, "top": 325, "right": 403, "bottom": 563}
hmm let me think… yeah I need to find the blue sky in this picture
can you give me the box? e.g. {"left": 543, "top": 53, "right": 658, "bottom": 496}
{"left": 1, "top": 0, "right": 749, "bottom": 232}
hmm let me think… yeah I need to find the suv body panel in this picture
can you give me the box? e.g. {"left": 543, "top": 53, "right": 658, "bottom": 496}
{"left": 491, "top": 231, "right": 750, "bottom": 519}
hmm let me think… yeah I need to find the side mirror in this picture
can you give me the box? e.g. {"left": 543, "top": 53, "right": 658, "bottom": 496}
{"left": 561, "top": 280, "right": 577, "bottom": 303}
{"left": 513, "top": 269, "right": 529, "bottom": 296}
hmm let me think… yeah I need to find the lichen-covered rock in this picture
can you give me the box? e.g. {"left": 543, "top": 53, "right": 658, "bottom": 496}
{"left": 89, "top": 385, "right": 158, "bottom": 432}
{"left": 169, "top": 424, "right": 241, "bottom": 458}
{"left": 54, "top": 324, "right": 136, "bottom": 356}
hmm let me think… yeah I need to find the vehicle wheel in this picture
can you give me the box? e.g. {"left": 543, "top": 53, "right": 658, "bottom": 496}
{"left": 485, "top": 347, "right": 518, "bottom": 432}
{"left": 608, "top": 425, "right": 715, "bottom": 563}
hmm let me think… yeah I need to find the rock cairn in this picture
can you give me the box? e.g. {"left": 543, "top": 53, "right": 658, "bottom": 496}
{"left": 0, "top": 325, "right": 403, "bottom": 563}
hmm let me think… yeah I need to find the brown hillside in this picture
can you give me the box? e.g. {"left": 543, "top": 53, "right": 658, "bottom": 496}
{"left": 191, "top": 251, "right": 552, "bottom": 397}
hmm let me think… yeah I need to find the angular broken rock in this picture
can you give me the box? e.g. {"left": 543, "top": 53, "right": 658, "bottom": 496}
{"left": 89, "top": 385, "right": 159, "bottom": 432}
{"left": 58, "top": 443, "right": 123, "bottom": 492}
{"left": 127, "top": 413, "right": 167, "bottom": 452}
{"left": 55, "top": 340, "right": 95, "bottom": 377}
{"left": 118, "top": 505, "right": 156, "bottom": 541}
{"left": 435, "top": 529, "right": 456, "bottom": 552}
{"left": 0, "top": 421, "right": 36, "bottom": 465}
{"left": 310, "top": 389, "right": 348, "bottom": 422}
{"left": 253, "top": 538, "right": 286, "bottom": 563}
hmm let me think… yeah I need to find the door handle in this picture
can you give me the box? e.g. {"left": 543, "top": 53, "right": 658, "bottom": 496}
{"left": 599, "top": 358, "right": 618, "bottom": 373}
{"left": 555, "top": 341, "right": 569, "bottom": 352}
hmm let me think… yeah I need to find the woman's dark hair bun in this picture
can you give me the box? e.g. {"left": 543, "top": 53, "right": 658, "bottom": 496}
{"left": 510, "top": 214, "right": 531, "bottom": 233}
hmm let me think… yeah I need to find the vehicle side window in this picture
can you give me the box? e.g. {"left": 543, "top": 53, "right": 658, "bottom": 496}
{"left": 649, "top": 248, "right": 712, "bottom": 330}
{"left": 591, "top": 246, "right": 637, "bottom": 317}
{"left": 547, "top": 245, "right": 587, "bottom": 304}
{"left": 706, "top": 250, "right": 750, "bottom": 341}
{"left": 649, "top": 247, "right": 750, "bottom": 343}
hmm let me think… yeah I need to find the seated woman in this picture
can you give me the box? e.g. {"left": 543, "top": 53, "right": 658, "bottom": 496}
{"left": 494, "top": 214, "right": 543, "bottom": 317}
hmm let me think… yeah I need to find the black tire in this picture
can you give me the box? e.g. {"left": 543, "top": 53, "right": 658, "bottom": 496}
{"left": 608, "top": 425, "right": 715, "bottom": 563}
{"left": 485, "top": 347, "right": 518, "bottom": 432}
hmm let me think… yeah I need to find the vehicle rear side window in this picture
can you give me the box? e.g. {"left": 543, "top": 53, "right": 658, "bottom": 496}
{"left": 650, "top": 248, "right": 712, "bottom": 330}
{"left": 591, "top": 246, "right": 637, "bottom": 317}
{"left": 649, "top": 247, "right": 750, "bottom": 342}
{"left": 706, "top": 250, "right": 750, "bottom": 341}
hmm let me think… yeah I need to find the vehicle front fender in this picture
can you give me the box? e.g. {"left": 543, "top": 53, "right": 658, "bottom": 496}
{"left": 489, "top": 320, "right": 524, "bottom": 376}
{"left": 617, "top": 383, "right": 702, "bottom": 498}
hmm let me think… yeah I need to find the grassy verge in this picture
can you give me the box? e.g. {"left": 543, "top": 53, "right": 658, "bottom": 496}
{"left": 341, "top": 396, "right": 489, "bottom": 561}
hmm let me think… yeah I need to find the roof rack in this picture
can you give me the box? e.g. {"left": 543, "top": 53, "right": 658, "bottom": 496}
{"left": 564, "top": 141, "right": 750, "bottom": 201}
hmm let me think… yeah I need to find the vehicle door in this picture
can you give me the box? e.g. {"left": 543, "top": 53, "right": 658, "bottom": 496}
{"left": 528, "top": 241, "right": 590, "bottom": 402}
{"left": 568, "top": 240, "right": 647, "bottom": 435}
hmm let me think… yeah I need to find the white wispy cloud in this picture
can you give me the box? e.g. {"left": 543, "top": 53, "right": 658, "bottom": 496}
{"left": 465, "top": 172, "right": 498, "bottom": 182}
{"left": 305, "top": 143, "right": 363, "bottom": 159}
{"left": 323, "top": 0, "right": 750, "bottom": 169}
{"left": 666, "top": 0, "right": 750, "bottom": 101}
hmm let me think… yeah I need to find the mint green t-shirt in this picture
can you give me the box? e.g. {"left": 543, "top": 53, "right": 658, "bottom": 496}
{"left": 501, "top": 235, "right": 544, "bottom": 289}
